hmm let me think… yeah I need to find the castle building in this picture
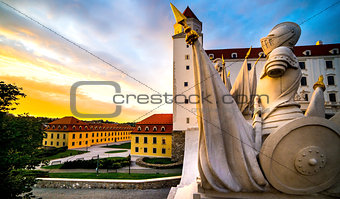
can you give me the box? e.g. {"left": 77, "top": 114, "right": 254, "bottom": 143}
{"left": 130, "top": 114, "right": 173, "bottom": 158}
{"left": 43, "top": 116, "right": 133, "bottom": 149}
{"left": 173, "top": 7, "right": 340, "bottom": 131}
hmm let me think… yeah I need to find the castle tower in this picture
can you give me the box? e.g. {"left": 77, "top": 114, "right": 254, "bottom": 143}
{"left": 173, "top": 7, "right": 202, "bottom": 131}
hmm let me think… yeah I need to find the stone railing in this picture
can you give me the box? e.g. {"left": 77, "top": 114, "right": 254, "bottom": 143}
{"left": 136, "top": 157, "right": 183, "bottom": 169}
{"left": 35, "top": 176, "right": 181, "bottom": 189}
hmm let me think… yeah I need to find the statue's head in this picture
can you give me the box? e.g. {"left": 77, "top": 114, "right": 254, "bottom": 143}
{"left": 261, "top": 22, "right": 301, "bottom": 55}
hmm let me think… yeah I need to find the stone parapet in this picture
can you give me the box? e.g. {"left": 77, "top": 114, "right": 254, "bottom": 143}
{"left": 35, "top": 177, "right": 181, "bottom": 189}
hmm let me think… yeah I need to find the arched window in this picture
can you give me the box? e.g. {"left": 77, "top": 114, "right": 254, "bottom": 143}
{"left": 79, "top": 126, "right": 82, "bottom": 130}
{"left": 58, "top": 125, "right": 61, "bottom": 129}
{"left": 137, "top": 126, "right": 141, "bottom": 131}
{"left": 231, "top": 53, "right": 237, "bottom": 58}
{"left": 72, "top": 126, "right": 76, "bottom": 130}
{"left": 85, "top": 126, "right": 88, "bottom": 130}
{"left": 63, "top": 125, "right": 67, "bottom": 130}
{"left": 153, "top": 126, "right": 157, "bottom": 132}
{"left": 145, "top": 126, "right": 149, "bottom": 131}
{"left": 52, "top": 125, "right": 55, "bottom": 129}
{"left": 161, "top": 126, "right": 165, "bottom": 132}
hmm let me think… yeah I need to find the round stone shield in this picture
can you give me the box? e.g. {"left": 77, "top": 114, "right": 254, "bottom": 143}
{"left": 259, "top": 117, "right": 340, "bottom": 195}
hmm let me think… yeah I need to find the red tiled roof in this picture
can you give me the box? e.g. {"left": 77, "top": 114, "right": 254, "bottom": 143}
{"left": 49, "top": 116, "right": 87, "bottom": 125}
{"left": 46, "top": 116, "right": 133, "bottom": 132}
{"left": 132, "top": 124, "right": 173, "bottom": 134}
{"left": 183, "top": 6, "right": 199, "bottom": 21}
{"left": 136, "top": 114, "right": 173, "bottom": 125}
{"left": 132, "top": 114, "right": 173, "bottom": 134}
{"left": 205, "top": 43, "right": 340, "bottom": 60}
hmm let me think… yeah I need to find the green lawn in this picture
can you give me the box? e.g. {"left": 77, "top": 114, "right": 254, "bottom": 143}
{"left": 47, "top": 172, "right": 181, "bottom": 179}
{"left": 44, "top": 150, "right": 89, "bottom": 160}
{"left": 143, "top": 158, "right": 176, "bottom": 164}
{"left": 105, "top": 150, "right": 128, "bottom": 154}
{"left": 103, "top": 142, "right": 131, "bottom": 149}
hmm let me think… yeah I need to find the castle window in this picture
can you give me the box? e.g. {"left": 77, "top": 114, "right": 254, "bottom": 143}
{"left": 153, "top": 148, "right": 157, "bottom": 154}
{"left": 153, "top": 126, "right": 157, "bottom": 132}
{"left": 57, "top": 134, "right": 60, "bottom": 139}
{"left": 305, "top": 94, "right": 309, "bottom": 101}
{"left": 145, "top": 126, "right": 149, "bottom": 131}
{"left": 52, "top": 125, "right": 55, "bottom": 129}
{"left": 186, "top": 65, "right": 190, "bottom": 70}
{"left": 161, "top": 126, "right": 165, "bottom": 132}
{"left": 144, "top": 137, "right": 148, "bottom": 144}
{"left": 79, "top": 126, "right": 82, "bottom": 130}
{"left": 135, "top": 147, "right": 139, "bottom": 152}
{"left": 58, "top": 125, "right": 61, "bottom": 129}
{"left": 186, "top": 117, "right": 190, "bottom": 124}
{"left": 144, "top": 147, "right": 148, "bottom": 153}
{"left": 162, "top": 148, "right": 166, "bottom": 154}
{"left": 162, "top": 138, "right": 166, "bottom": 145}
{"left": 329, "top": 93, "right": 336, "bottom": 102}
{"left": 85, "top": 126, "right": 88, "bottom": 130}
{"left": 299, "top": 62, "right": 305, "bottom": 69}
{"left": 330, "top": 48, "right": 339, "bottom": 55}
{"left": 63, "top": 134, "right": 66, "bottom": 139}
{"left": 153, "top": 137, "right": 157, "bottom": 144}
{"left": 259, "top": 52, "right": 265, "bottom": 58}
{"left": 56, "top": 142, "right": 59, "bottom": 146}
{"left": 79, "top": 134, "right": 82, "bottom": 138}
{"left": 247, "top": 63, "right": 251, "bottom": 71}
{"left": 184, "top": 82, "right": 188, "bottom": 87}
{"left": 209, "top": 54, "right": 214, "bottom": 59}
{"left": 72, "top": 134, "right": 75, "bottom": 139}
{"left": 327, "top": 76, "right": 335, "bottom": 85}
{"left": 72, "top": 142, "right": 75, "bottom": 146}
{"left": 301, "top": 77, "right": 307, "bottom": 86}
{"left": 326, "top": 61, "right": 333, "bottom": 69}
{"left": 231, "top": 53, "right": 237, "bottom": 58}
{"left": 51, "top": 133, "right": 54, "bottom": 139}
{"left": 185, "top": 54, "right": 190, "bottom": 60}
{"left": 72, "top": 126, "right": 76, "bottom": 130}
{"left": 185, "top": 99, "right": 189, "bottom": 104}
{"left": 186, "top": 44, "right": 189, "bottom": 48}
{"left": 303, "top": 50, "right": 311, "bottom": 56}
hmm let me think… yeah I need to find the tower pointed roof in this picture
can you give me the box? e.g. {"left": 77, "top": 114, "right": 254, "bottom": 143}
{"left": 183, "top": 6, "right": 199, "bottom": 21}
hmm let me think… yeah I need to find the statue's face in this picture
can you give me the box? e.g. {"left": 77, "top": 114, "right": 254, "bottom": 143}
{"left": 260, "top": 22, "right": 301, "bottom": 56}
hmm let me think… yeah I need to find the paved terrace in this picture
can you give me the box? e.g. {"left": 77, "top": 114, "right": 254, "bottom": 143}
{"left": 41, "top": 141, "right": 182, "bottom": 174}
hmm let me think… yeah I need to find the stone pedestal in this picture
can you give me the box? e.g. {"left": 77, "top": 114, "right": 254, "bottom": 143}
{"left": 168, "top": 128, "right": 200, "bottom": 199}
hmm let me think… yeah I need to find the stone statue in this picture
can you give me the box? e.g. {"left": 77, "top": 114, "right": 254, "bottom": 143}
{"left": 169, "top": 4, "right": 340, "bottom": 198}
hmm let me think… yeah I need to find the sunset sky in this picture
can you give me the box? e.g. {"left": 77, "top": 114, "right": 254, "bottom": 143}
{"left": 0, "top": 0, "right": 339, "bottom": 122}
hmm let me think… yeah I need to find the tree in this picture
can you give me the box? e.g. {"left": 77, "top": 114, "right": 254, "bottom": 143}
{"left": 0, "top": 81, "right": 26, "bottom": 112}
{"left": 0, "top": 81, "right": 44, "bottom": 198}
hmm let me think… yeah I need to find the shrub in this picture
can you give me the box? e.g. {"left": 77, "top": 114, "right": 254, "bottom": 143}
{"left": 60, "top": 157, "right": 130, "bottom": 169}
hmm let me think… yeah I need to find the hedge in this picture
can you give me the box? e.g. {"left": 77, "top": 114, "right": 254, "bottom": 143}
{"left": 61, "top": 157, "right": 130, "bottom": 169}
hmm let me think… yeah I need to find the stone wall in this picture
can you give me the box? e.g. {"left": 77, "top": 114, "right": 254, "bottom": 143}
{"left": 35, "top": 177, "right": 181, "bottom": 189}
{"left": 171, "top": 131, "right": 185, "bottom": 162}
